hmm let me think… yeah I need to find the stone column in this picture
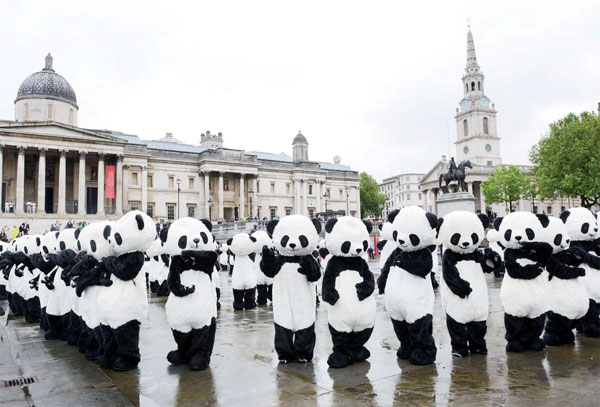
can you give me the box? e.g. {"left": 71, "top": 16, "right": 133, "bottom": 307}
{"left": 116, "top": 155, "right": 123, "bottom": 215}
{"left": 15, "top": 147, "right": 25, "bottom": 215}
{"left": 57, "top": 149, "right": 67, "bottom": 215}
{"left": 316, "top": 181, "right": 321, "bottom": 214}
{"left": 77, "top": 151, "right": 86, "bottom": 215}
{"left": 355, "top": 186, "right": 361, "bottom": 218}
{"left": 303, "top": 179, "right": 308, "bottom": 216}
{"left": 252, "top": 176, "right": 258, "bottom": 218}
{"left": 37, "top": 148, "right": 46, "bottom": 214}
{"left": 218, "top": 171, "right": 224, "bottom": 220}
{"left": 239, "top": 173, "right": 245, "bottom": 219}
{"left": 122, "top": 165, "right": 129, "bottom": 211}
{"left": 97, "top": 154, "right": 105, "bottom": 215}
{"left": 141, "top": 165, "right": 148, "bottom": 215}
{"left": 204, "top": 171, "right": 210, "bottom": 218}
{"left": 292, "top": 179, "right": 297, "bottom": 214}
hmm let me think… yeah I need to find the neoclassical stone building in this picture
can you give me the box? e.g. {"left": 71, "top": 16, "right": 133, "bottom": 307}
{"left": 0, "top": 54, "right": 360, "bottom": 227}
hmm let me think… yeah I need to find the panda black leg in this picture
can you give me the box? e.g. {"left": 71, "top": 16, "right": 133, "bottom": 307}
{"left": 189, "top": 318, "right": 217, "bottom": 371}
{"left": 348, "top": 327, "right": 373, "bottom": 363}
{"left": 157, "top": 281, "right": 170, "bottom": 297}
{"left": 408, "top": 314, "right": 437, "bottom": 365}
{"left": 577, "top": 299, "right": 600, "bottom": 338}
{"left": 256, "top": 284, "right": 268, "bottom": 305}
{"left": 0, "top": 284, "right": 6, "bottom": 300}
{"left": 99, "top": 324, "right": 117, "bottom": 368}
{"left": 391, "top": 318, "right": 411, "bottom": 360}
{"left": 150, "top": 281, "right": 158, "bottom": 293}
{"left": 232, "top": 289, "right": 244, "bottom": 310}
{"left": 327, "top": 324, "right": 353, "bottom": 368}
{"left": 67, "top": 311, "right": 80, "bottom": 346}
{"left": 215, "top": 287, "right": 221, "bottom": 309}
{"left": 466, "top": 320, "right": 487, "bottom": 355}
{"left": 113, "top": 320, "right": 141, "bottom": 371}
{"left": 167, "top": 329, "right": 192, "bottom": 365}
{"left": 243, "top": 287, "right": 257, "bottom": 309}
{"left": 293, "top": 323, "right": 316, "bottom": 363}
{"left": 7, "top": 292, "right": 15, "bottom": 313}
{"left": 267, "top": 284, "right": 273, "bottom": 302}
{"left": 40, "top": 307, "right": 48, "bottom": 331}
{"left": 78, "top": 317, "right": 88, "bottom": 353}
{"left": 84, "top": 326, "right": 99, "bottom": 360}
{"left": 45, "top": 313, "right": 65, "bottom": 340}
{"left": 25, "top": 298, "right": 41, "bottom": 323}
{"left": 523, "top": 315, "right": 546, "bottom": 351}
{"left": 544, "top": 311, "right": 574, "bottom": 346}
{"left": 493, "top": 263, "right": 505, "bottom": 278}
{"left": 12, "top": 294, "right": 23, "bottom": 316}
{"left": 92, "top": 326, "right": 104, "bottom": 362}
{"left": 504, "top": 313, "right": 525, "bottom": 352}
{"left": 274, "top": 323, "right": 295, "bottom": 363}
{"left": 446, "top": 314, "right": 469, "bottom": 357}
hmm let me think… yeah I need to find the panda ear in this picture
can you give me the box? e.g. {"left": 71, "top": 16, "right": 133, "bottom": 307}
{"left": 378, "top": 223, "right": 383, "bottom": 231}
{"left": 159, "top": 226, "right": 169, "bottom": 243}
{"left": 436, "top": 218, "right": 444, "bottom": 235}
{"left": 477, "top": 214, "right": 490, "bottom": 230}
{"left": 74, "top": 229, "right": 81, "bottom": 239}
{"left": 536, "top": 214, "right": 550, "bottom": 228}
{"left": 55, "top": 232, "right": 60, "bottom": 238}
{"left": 325, "top": 218, "right": 338, "bottom": 233}
{"left": 249, "top": 236, "right": 257, "bottom": 243}
{"left": 200, "top": 218, "right": 213, "bottom": 232}
{"left": 311, "top": 218, "right": 322, "bottom": 234}
{"left": 387, "top": 209, "right": 400, "bottom": 223}
{"left": 362, "top": 220, "right": 373, "bottom": 234}
{"left": 425, "top": 212, "right": 438, "bottom": 229}
{"left": 266, "top": 220, "right": 279, "bottom": 236}
{"left": 227, "top": 238, "right": 233, "bottom": 246}
{"left": 494, "top": 217, "right": 503, "bottom": 230}
{"left": 135, "top": 214, "right": 145, "bottom": 230}
{"left": 559, "top": 211, "right": 570, "bottom": 223}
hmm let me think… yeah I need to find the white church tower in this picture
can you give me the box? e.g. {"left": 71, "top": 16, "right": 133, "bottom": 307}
{"left": 454, "top": 27, "right": 501, "bottom": 167}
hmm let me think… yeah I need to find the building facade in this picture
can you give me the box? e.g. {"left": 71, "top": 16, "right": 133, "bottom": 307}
{"left": 379, "top": 173, "right": 425, "bottom": 217}
{"left": 0, "top": 55, "right": 361, "bottom": 227}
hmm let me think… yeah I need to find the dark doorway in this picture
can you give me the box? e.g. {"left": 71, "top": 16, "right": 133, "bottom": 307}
{"left": 45, "top": 187, "right": 54, "bottom": 213}
{"left": 87, "top": 187, "right": 97, "bottom": 214}
{"left": 1, "top": 183, "right": 5, "bottom": 212}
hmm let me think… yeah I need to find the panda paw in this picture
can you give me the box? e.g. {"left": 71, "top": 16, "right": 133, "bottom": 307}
{"left": 322, "top": 290, "right": 339, "bottom": 305}
{"left": 355, "top": 282, "right": 374, "bottom": 301}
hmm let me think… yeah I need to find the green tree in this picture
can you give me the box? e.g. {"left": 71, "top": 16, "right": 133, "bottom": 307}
{"left": 360, "top": 172, "right": 385, "bottom": 218}
{"left": 529, "top": 112, "right": 600, "bottom": 208}
{"left": 481, "top": 164, "right": 530, "bottom": 212}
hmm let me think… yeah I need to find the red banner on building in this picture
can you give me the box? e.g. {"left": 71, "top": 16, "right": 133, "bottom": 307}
{"left": 105, "top": 165, "right": 115, "bottom": 199}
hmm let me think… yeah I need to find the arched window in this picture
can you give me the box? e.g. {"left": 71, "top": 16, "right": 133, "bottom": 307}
{"left": 69, "top": 109, "right": 73, "bottom": 125}
{"left": 463, "top": 119, "right": 469, "bottom": 137}
{"left": 471, "top": 82, "right": 475, "bottom": 91}
{"left": 478, "top": 81, "right": 481, "bottom": 90}
{"left": 483, "top": 117, "right": 489, "bottom": 134}
{"left": 47, "top": 103, "right": 53, "bottom": 120}
{"left": 465, "top": 83, "right": 468, "bottom": 92}
{"left": 23, "top": 103, "right": 29, "bottom": 121}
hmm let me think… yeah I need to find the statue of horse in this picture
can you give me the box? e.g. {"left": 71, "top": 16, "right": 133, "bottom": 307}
{"left": 439, "top": 160, "right": 473, "bottom": 193}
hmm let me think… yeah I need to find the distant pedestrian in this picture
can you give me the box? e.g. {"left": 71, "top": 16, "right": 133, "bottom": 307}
{"left": 368, "top": 239, "right": 374, "bottom": 260}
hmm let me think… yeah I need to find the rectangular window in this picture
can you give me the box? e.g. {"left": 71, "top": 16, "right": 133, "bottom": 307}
{"left": 309, "top": 184, "right": 313, "bottom": 195}
{"left": 147, "top": 174, "right": 153, "bottom": 188}
{"left": 271, "top": 182, "right": 275, "bottom": 194}
{"left": 327, "top": 189, "right": 331, "bottom": 198}
{"left": 189, "top": 178, "right": 194, "bottom": 190}
{"left": 47, "top": 103, "right": 53, "bottom": 120}
{"left": 547, "top": 206, "right": 552, "bottom": 214}
{"left": 285, "top": 207, "right": 292, "bottom": 216}
{"left": 270, "top": 207, "right": 277, "bottom": 219}
{"left": 167, "top": 204, "right": 175, "bottom": 220}
{"left": 130, "top": 202, "right": 139, "bottom": 211}
{"left": 257, "top": 181, "right": 260, "bottom": 193}
{"left": 224, "top": 179, "right": 229, "bottom": 191}
{"left": 407, "top": 194, "right": 411, "bottom": 200}
{"left": 187, "top": 205, "right": 195, "bottom": 218}
{"left": 487, "top": 161, "right": 493, "bottom": 167}
{"left": 147, "top": 203, "right": 154, "bottom": 218}
{"left": 286, "top": 184, "right": 291, "bottom": 194}
{"left": 309, "top": 208, "right": 314, "bottom": 218}
{"left": 168, "top": 176, "right": 174, "bottom": 189}
{"left": 418, "top": 193, "right": 422, "bottom": 200}
{"left": 131, "top": 172, "right": 138, "bottom": 185}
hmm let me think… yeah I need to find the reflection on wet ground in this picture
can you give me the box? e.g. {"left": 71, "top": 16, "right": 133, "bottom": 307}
{"left": 1, "top": 262, "right": 599, "bottom": 406}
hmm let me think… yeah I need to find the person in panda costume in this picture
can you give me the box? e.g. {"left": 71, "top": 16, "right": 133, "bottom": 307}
{"left": 485, "top": 227, "right": 506, "bottom": 277}
{"left": 543, "top": 216, "right": 590, "bottom": 346}
{"left": 16, "top": 236, "right": 42, "bottom": 324}
{"left": 1, "top": 241, "right": 22, "bottom": 316}
{"left": 437, "top": 211, "right": 501, "bottom": 357}
{"left": 30, "top": 233, "right": 60, "bottom": 331}
{"left": 8, "top": 237, "right": 30, "bottom": 319}
{"left": 218, "top": 242, "right": 229, "bottom": 271}
{"left": 260, "top": 215, "right": 322, "bottom": 363}
{"left": 560, "top": 208, "right": 600, "bottom": 338}
{"left": 145, "top": 240, "right": 161, "bottom": 294}
{"left": 96, "top": 211, "right": 155, "bottom": 371}
{"left": 377, "top": 206, "right": 438, "bottom": 366}
{"left": 0, "top": 242, "right": 8, "bottom": 300}
{"left": 163, "top": 217, "right": 219, "bottom": 370}
{"left": 494, "top": 212, "right": 553, "bottom": 352}
{"left": 321, "top": 216, "right": 376, "bottom": 368}
{"left": 252, "top": 230, "right": 274, "bottom": 305}
{"left": 377, "top": 222, "right": 395, "bottom": 270}
{"left": 228, "top": 233, "right": 258, "bottom": 310}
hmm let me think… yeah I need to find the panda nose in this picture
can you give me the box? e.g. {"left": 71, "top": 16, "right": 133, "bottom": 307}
{"left": 193, "top": 238, "right": 200, "bottom": 244}
{"left": 461, "top": 242, "right": 470, "bottom": 248}
{"left": 515, "top": 236, "right": 522, "bottom": 241}
{"left": 398, "top": 239, "right": 405, "bottom": 245}
{"left": 289, "top": 243, "right": 296, "bottom": 249}
{"left": 594, "top": 228, "right": 598, "bottom": 233}
{"left": 356, "top": 248, "right": 362, "bottom": 253}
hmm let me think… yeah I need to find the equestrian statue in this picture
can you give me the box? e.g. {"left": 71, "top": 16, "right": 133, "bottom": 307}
{"left": 439, "top": 158, "right": 473, "bottom": 194}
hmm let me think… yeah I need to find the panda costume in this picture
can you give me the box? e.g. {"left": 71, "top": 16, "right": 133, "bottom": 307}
{"left": 377, "top": 206, "right": 438, "bottom": 366}
{"left": 252, "top": 230, "right": 274, "bottom": 305}
{"left": 97, "top": 211, "right": 155, "bottom": 371}
{"left": 322, "top": 216, "right": 376, "bottom": 368}
{"left": 543, "top": 216, "right": 589, "bottom": 346}
{"left": 437, "top": 211, "right": 501, "bottom": 357}
{"left": 560, "top": 208, "right": 600, "bottom": 337}
{"left": 260, "top": 215, "right": 322, "bottom": 363}
{"left": 0, "top": 242, "right": 8, "bottom": 300}
{"left": 2, "top": 241, "right": 22, "bottom": 316}
{"left": 8, "top": 237, "right": 30, "bottom": 319}
{"left": 163, "top": 217, "right": 218, "bottom": 370}
{"left": 16, "top": 236, "right": 41, "bottom": 324}
{"left": 228, "top": 233, "right": 258, "bottom": 310}
{"left": 495, "top": 212, "right": 553, "bottom": 352}
{"left": 485, "top": 228, "right": 506, "bottom": 277}
{"left": 30, "top": 233, "right": 60, "bottom": 331}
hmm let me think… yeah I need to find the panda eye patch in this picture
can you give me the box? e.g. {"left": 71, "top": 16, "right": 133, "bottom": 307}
{"left": 60, "top": 241, "right": 66, "bottom": 251}
{"left": 525, "top": 228, "right": 535, "bottom": 240}
{"left": 554, "top": 234, "right": 562, "bottom": 246}
{"left": 341, "top": 241, "right": 351, "bottom": 254}
{"left": 115, "top": 233, "right": 123, "bottom": 245}
{"left": 392, "top": 231, "right": 398, "bottom": 242}
{"left": 43, "top": 246, "right": 48, "bottom": 254}
{"left": 363, "top": 240, "right": 368, "bottom": 252}
{"left": 409, "top": 234, "right": 420, "bottom": 246}
{"left": 178, "top": 236, "right": 187, "bottom": 249}
{"left": 90, "top": 240, "right": 97, "bottom": 252}
{"left": 581, "top": 223, "right": 589, "bottom": 234}
{"left": 36, "top": 237, "right": 41, "bottom": 246}
{"left": 471, "top": 233, "right": 479, "bottom": 245}
{"left": 450, "top": 233, "right": 461, "bottom": 246}
{"left": 280, "top": 235, "right": 289, "bottom": 247}
{"left": 299, "top": 235, "right": 309, "bottom": 248}
{"left": 200, "top": 232, "right": 208, "bottom": 245}
{"left": 504, "top": 229, "right": 512, "bottom": 241}
{"left": 77, "top": 241, "right": 81, "bottom": 251}
{"left": 24, "top": 247, "right": 28, "bottom": 254}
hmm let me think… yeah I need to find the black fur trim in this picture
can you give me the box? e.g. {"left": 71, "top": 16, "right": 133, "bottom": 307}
{"left": 494, "top": 217, "right": 503, "bottom": 230}
{"left": 200, "top": 218, "right": 213, "bottom": 232}
{"left": 311, "top": 218, "right": 322, "bottom": 234}
{"left": 425, "top": 212, "right": 438, "bottom": 229}
{"left": 267, "top": 220, "right": 279, "bottom": 236}
{"left": 387, "top": 209, "right": 400, "bottom": 223}
{"left": 325, "top": 218, "right": 338, "bottom": 233}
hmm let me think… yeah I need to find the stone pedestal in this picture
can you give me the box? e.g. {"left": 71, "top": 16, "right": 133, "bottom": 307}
{"left": 436, "top": 191, "right": 476, "bottom": 217}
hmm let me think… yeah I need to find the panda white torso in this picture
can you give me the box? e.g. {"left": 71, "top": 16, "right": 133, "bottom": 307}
{"left": 379, "top": 242, "right": 394, "bottom": 269}
{"left": 166, "top": 269, "right": 216, "bottom": 333}
{"left": 219, "top": 250, "right": 228, "bottom": 266}
{"left": 231, "top": 255, "right": 257, "bottom": 290}
{"left": 6, "top": 264, "right": 18, "bottom": 294}
{"left": 384, "top": 265, "right": 434, "bottom": 323}
{"left": 212, "top": 266, "right": 221, "bottom": 289}
{"left": 581, "top": 253, "right": 600, "bottom": 302}
{"left": 97, "top": 271, "right": 148, "bottom": 328}
{"left": 80, "top": 285, "right": 102, "bottom": 328}
{"left": 255, "top": 254, "right": 273, "bottom": 285}
{"left": 22, "top": 268, "right": 39, "bottom": 300}
{"left": 327, "top": 269, "right": 376, "bottom": 332}
{"left": 38, "top": 280, "right": 49, "bottom": 308}
{"left": 273, "top": 262, "right": 316, "bottom": 331}
{"left": 441, "top": 260, "right": 488, "bottom": 323}
{"left": 69, "top": 284, "right": 80, "bottom": 315}
{"left": 46, "top": 267, "right": 71, "bottom": 316}
{"left": 500, "top": 258, "right": 547, "bottom": 318}
{"left": 144, "top": 258, "right": 159, "bottom": 283}
{"left": 546, "top": 274, "right": 589, "bottom": 320}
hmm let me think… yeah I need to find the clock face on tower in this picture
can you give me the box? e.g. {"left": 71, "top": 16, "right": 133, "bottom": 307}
{"left": 480, "top": 98, "right": 488, "bottom": 107}
{"left": 461, "top": 100, "right": 469, "bottom": 109}
{"left": 463, "top": 146, "right": 469, "bottom": 154}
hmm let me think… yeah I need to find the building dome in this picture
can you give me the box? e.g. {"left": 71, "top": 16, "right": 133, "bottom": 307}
{"left": 15, "top": 54, "right": 78, "bottom": 108}
{"left": 293, "top": 131, "right": 307, "bottom": 144}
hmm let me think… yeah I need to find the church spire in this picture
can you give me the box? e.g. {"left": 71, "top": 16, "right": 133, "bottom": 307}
{"left": 44, "top": 53, "right": 54, "bottom": 72}
{"left": 465, "top": 27, "right": 480, "bottom": 72}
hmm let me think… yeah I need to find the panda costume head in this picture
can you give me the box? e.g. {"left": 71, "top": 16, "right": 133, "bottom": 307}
{"left": 109, "top": 211, "right": 156, "bottom": 255}
{"left": 24, "top": 235, "right": 43, "bottom": 256}
{"left": 545, "top": 216, "right": 571, "bottom": 254}
{"left": 55, "top": 228, "right": 80, "bottom": 253}
{"left": 78, "top": 221, "right": 114, "bottom": 261}
{"left": 251, "top": 230, "right": 273, "bottom": 254}
{"left": 493, "top": 211, "right": 550, "bottom": 250}
{"left": 227, "top": 233, "right": 257, "bottom": 256}
{"left": 324, "top": 216, "right": 372, "bottom": 257}
{"left": 378, "top": 222, "right": 394, "bottom": 242}
{"left": 437, "top": 211, "right": 489, "bottom": 254}
{"left": 160, "top": 217, "right": 214, "bottom": 256}
{"left": 389, "top": 206, "right": 437, "bottom": 252}
{"left": 267, "top": 215, "right": 322, "bottom": 256}
{"left": 41, "top": 232, "right": 60, "bottom": 259}
{"left": 560, "top": 207, "right": 598, "bottom": 242}
{"left": 146, "top": 238, "right": 163, "bottom": 259}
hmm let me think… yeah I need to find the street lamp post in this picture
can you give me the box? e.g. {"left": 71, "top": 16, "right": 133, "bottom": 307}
{"left": 379, "top": 203, "right": 384, "bottom": 219}
{"left": 323, "top": 192, "right": 328, "bottom": 213}
{"left": 208, "top": 197, "right": 213, "bottom": 220}
{"left": 248, "top": 189, "right": 254, "bottom": 220}
{"left": 176, "top": 178, "right": 181, "bottom": 219}
{"left": 346, "top": 189, "right": 350, "bottom": 216}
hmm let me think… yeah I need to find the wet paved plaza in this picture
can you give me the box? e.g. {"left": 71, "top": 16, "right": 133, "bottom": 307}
{"left": 1, "top": 263, "right": 599, "bottom": 406}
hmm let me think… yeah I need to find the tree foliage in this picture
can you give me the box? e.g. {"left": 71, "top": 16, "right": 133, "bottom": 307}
{"left": 481, "top": 164, "right": 530, "bottom": 211}
{"left": 360, "top": 172, "right": 385, "bottom": 218}
{"left": 529, "top": 112, "right": 600, "bottom": 208}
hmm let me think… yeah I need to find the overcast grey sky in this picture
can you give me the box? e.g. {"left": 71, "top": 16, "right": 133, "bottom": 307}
{"left": 1, "top": 1, "right": 598, "bottom": 181}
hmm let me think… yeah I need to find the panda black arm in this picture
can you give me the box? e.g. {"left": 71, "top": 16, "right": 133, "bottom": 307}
{"left": 520, "top": 242, "right": 553, "bottom": 267}
{"left": 442, "top": 250, "right": 472, "bottom": 298}
{"left": 584, "top": 252, "right": 600, "bottom": 270}
{"left": 547, "top": 253, "right": 585, "bottom": 280}
{"left": 260, "top": 247, "right": 282, "bottom": 278}
{"left": 355, "top": 257, "right": 375, "bottom": 301}
{"left": 397, "top": 248, "right": 433, "bottom": 278}
{"left": 30, "top": 253, "right": 56, "bottom": 274}
{"left": 43, "top": 268, "right": 57, "bottom": 290}
{"left": 376, "top": 240, "right": 386, "bottom": 251}
{"left": 69, "top": 253, "right": 97, "bottom": 279}
{"left": 298, "top": 255, "right": 321, "bottom": 282}
{"left": 104, "top": 252, "right": 145, "bottom": 281}
{"left": 181, "top": 250, "right": 218, "bottom": 275}
{"left": 75, "top": 263, "right": 106, "bottom": 297}
{"left": 167, "top": 256, "right": 196, "bottom": 297}
{"left": 29, "top": 274, "right": 40, "bottom": 290}
{"left": 321, "top": 258, "right": 342, "bottom": 305}
{"left": 318, "top": 247, "right": 329, "bottom": 259}
{"left": 503, "top": 249, "right": 544, "bottom": 280}
{"left": 14, "top": 252, "right": 34, "bottom": 271}
{"left": 377, "top": 247, "right": 399, "bottom": 294}
{"left": 477, "top": 248, "right": 503, "bottom": 273}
